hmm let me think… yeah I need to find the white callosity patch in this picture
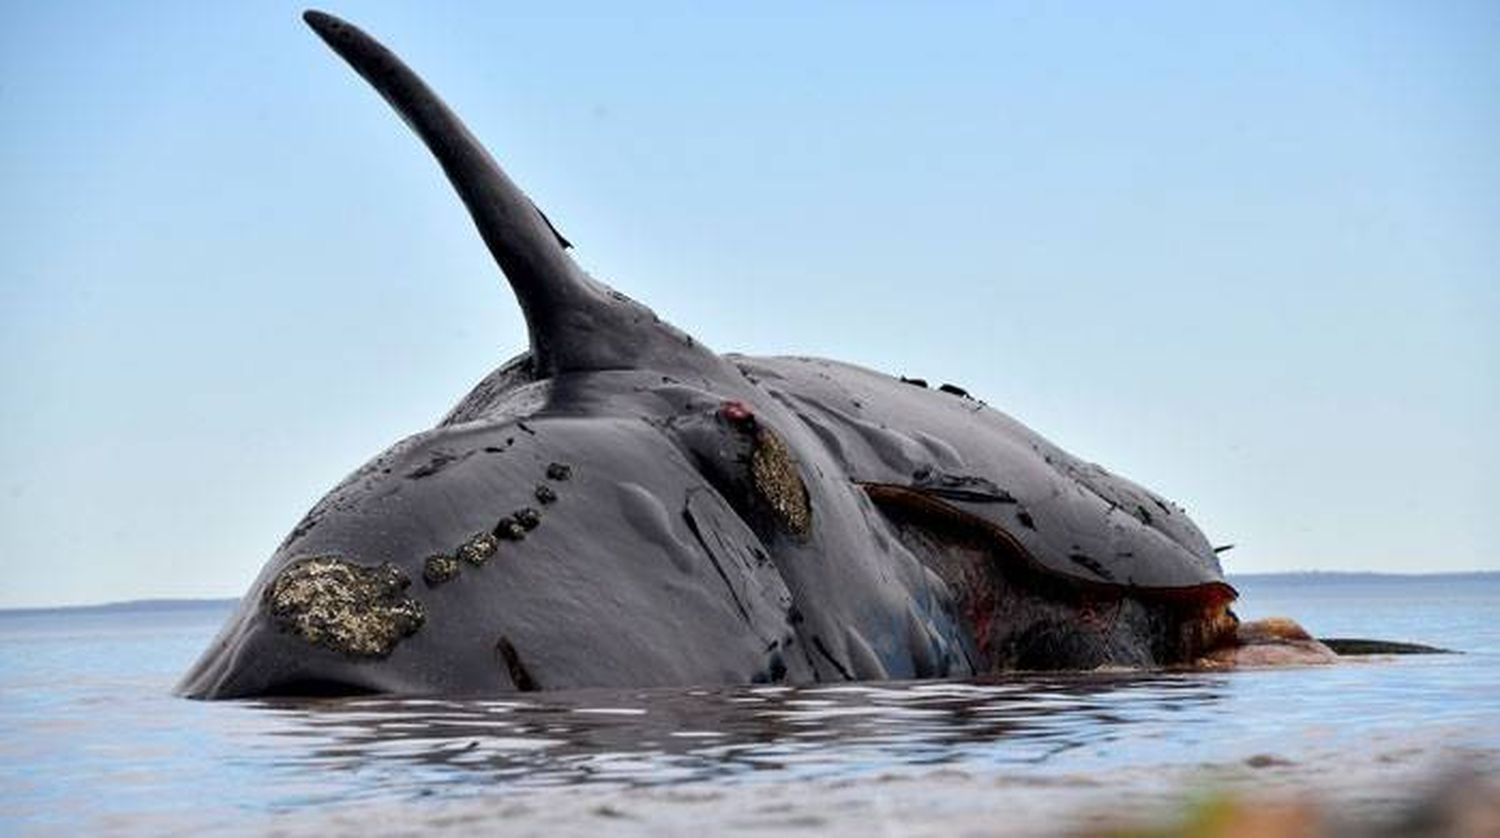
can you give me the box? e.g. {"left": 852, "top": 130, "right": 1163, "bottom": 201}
{"left": 266, "top": 556, "right": 425, "bottom": 657}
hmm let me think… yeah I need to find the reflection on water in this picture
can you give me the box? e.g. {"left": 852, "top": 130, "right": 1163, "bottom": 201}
{"left": 248, "top": 675, "right": 1226, "bottom": 797}
{"left": 2, "top": 574, "right": 1499, "bottom": 832}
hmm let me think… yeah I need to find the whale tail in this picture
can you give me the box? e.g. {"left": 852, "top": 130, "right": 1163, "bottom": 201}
{"left": 303, "top": 10, "right": 720, "bottom": 378}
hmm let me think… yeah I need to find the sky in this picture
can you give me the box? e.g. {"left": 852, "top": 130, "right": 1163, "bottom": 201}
{"left": 1, "top": 1, "right": 1496, "bottom": 608}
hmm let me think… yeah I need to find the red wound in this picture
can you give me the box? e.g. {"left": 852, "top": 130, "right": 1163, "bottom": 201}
{"left": 718, "top": 400, "right": 755, "bottom": 426}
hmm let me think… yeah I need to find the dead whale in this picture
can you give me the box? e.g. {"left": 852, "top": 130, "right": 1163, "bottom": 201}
{"left": 178, "top": 11, "right": 1431, "bottom": 699}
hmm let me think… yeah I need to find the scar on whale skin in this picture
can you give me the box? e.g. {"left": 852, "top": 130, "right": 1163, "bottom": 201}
{"left": 266, "top": 556, "right": 425, "bottom": 656}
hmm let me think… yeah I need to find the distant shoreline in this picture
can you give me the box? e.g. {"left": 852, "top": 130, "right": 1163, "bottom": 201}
{"left": 2, "top": 570, "right": 1496, "bottom": 616}
{"left": 1230, "top": 570, "right": 1500, "bottom": 583}
{"left": 0, "top": 597, "right": 240, "bottom": 617}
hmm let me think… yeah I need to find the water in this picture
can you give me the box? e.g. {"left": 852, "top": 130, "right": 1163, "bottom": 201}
{"left": 2, "top": 574, "right": 1497, "bottom": 835}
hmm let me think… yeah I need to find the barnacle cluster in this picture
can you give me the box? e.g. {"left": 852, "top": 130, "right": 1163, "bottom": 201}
{"left": 750, "top": 428, "right": 812, "bottom": 537}
{"left": 423, "top": 554, "right": 461, "bottom": 585}
{"left": 457, "top": 531, "right": 499, "bottom": 565}
{"left": 422, "top": 461, "right": 572, "bottom": 588}
{"left": 266, "top": 556, "right": 425, "bottom": 657}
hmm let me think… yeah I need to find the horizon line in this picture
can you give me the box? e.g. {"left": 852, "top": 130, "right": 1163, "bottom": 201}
{"left": 4, "top": 569, "right": 1498, "bottom": 615}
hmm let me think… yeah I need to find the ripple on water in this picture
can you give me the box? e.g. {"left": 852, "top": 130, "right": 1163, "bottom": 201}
{"left": 2, "top": 580, "right": 1500, "bottom": 833}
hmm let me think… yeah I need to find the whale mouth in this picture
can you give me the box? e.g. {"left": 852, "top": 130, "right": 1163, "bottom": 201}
{"left": 861, "top": 482, "right": 1239, "bottom": 670}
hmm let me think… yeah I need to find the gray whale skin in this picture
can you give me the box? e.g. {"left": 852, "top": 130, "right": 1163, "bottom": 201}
{"left": 181, "top": 11, "right": 1306, "bottom": 699}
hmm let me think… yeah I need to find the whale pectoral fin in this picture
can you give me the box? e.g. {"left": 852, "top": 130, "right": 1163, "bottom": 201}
{"left": 1320, "top": 638, "right": 1454, "bottom": 655}
{"left": 303, "top": 10, "right": 724, "bottom": 377}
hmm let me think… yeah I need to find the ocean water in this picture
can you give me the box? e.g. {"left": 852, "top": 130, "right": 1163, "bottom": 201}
{"left": 1, "top": 573, "right": 1497, "bottom": 835}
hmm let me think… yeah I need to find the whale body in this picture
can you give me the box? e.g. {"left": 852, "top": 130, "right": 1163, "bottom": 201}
{"left": 181, "top": 12, "right": 1273, "bottom": 699}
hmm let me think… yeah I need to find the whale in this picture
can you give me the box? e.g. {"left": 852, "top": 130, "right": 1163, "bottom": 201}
{"left": 179, "top": 11, "right": 1424, "bottom": 700}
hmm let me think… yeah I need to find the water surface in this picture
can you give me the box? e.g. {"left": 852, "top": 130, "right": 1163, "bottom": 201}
{"left": 2, "top": 573, "right": 1497, "bottom": 834}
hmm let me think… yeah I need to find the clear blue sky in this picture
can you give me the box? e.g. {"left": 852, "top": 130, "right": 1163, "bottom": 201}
{"left": 2, "top": 2, "right": 1496, "bottom": 607}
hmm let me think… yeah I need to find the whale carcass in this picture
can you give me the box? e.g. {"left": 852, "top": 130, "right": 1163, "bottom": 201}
{"left": 179, "top": 11, "right": 1358, "bottom": 699}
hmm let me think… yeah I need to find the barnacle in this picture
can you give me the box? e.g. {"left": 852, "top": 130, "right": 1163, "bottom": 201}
{"left": 457, "top": 532, "right": 499, "bottom": 566}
